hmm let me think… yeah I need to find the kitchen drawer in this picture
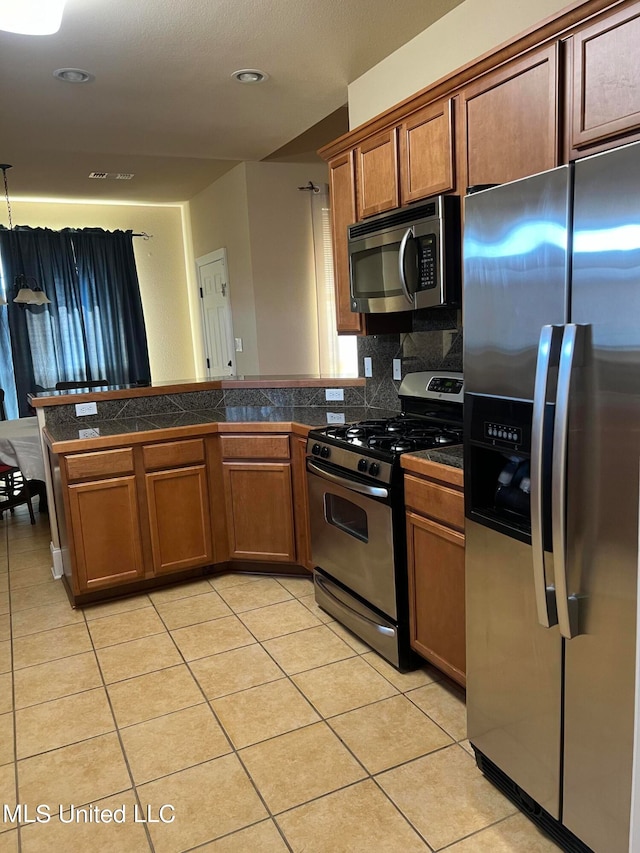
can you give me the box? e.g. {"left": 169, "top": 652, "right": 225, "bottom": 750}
{"left": 404, "top": 474, "right": 464, "bottom": 531}
{"left": 65, "top": 448, "right": 134, "bottom": 482}
{"left": 220, "top": 434, "right": 290, "bottom": 460}
{"left": 143, "top": 438, "right": 205, "bottom": 470}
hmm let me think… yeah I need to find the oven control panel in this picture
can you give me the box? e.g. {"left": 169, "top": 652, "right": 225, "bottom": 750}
{"left": 307, "top": 439, "right": 393, "bottom": 485}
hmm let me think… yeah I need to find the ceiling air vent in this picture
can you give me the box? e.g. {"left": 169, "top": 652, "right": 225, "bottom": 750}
{"left": 88, "top": 172, "right": 135, "bottom": 180}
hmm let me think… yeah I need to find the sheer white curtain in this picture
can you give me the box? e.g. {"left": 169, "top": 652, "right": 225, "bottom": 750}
{"left": 309, "top": 184, "right": 358, "bottom": 376}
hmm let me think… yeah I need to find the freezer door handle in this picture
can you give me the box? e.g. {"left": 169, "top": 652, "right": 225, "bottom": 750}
{"left": 531, "top": 324, "right": 562, "bottom": 628}
{"left": 552, "top": 323, "right": 584, "bottom": 639}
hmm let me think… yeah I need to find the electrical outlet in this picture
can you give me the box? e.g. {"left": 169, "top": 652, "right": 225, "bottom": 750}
{"left": 78, "top": 427, "right": 100, "bottom": 439}
{"left": 393, "top": 359, "right": 402, "bottom": 381}
{"left": 363, "top": 357, "right": 372, "bottom": 378}
{"left": 326, "top": 412, "right": 346, "bottom": 424}
{"left": 325, "top": 388, "right": 344, "bottom": 402}
{"left": 234, "top": 337, "right": 243, "bottom": 352}
{"left": 75, "top": 402, "right": 98, "bottom": 417}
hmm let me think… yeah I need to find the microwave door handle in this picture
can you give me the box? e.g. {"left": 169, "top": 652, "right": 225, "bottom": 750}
{"left": 398, "top": 227, "right": 416, "bottom": 305}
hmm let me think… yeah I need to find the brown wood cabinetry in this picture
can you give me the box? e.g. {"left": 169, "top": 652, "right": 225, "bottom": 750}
{"left": 356, "top": 128, "right": 400, "bottom": 218}
{"left": 221, "top": 434, "right": 296, "bottom": 563}
{"left": 462, "top": 44, "right": 559, "bottom": 188}
{"left": 399, "top": 98, "right": 456, "bottom": 202}
{"left": 328, "top": 152, "right": 362, "bottom": 334}
{"left": 404, "top": 468, "right": 465, "bottom": 686}
{"left": 569, "top": 4, "right": 640, "bottom": 154}
{"left": 142, "top": 437, "right": 213, "bottom": 575}
{"left": 291, "top": 435, "right": 313, "bottom": 572}
{"left": 67, "top": 475, "right": 145, "bottom": 593}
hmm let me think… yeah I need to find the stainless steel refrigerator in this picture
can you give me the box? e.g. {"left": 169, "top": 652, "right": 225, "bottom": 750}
{"left": 463, "top": 140, "right": 640, "bottom": 853}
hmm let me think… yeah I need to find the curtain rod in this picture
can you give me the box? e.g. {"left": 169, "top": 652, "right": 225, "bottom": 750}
{"left": 0, "top": 226, "right": 154, "bottom": 240}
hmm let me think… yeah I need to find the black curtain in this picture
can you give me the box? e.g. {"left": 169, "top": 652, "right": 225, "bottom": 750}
{"left": 0, "top": 226, "right": 151, "bottom": 417}
{"left": 68, "top": 229, "right": 151, "bottom": 387}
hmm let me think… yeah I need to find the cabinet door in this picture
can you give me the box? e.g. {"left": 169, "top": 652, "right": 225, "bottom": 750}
{"left": 68, "top": 476, "right": 145, "bottom": 593}
{"left": 356, "top": 128, "right": 399, "bottom": 218}
{"left": 399, "top": 99, "right": 455, "bottom": 203}
{"left": 291, "top": 436, "right": 313, "bottom": 572}
{"left": 570, "top": 4, "right": 640, "bottom": 152}
{"left": 223, "top": 462, "right": 296, "bottom": 562}
{"left": 407, "top": 511, "right": 465, "bottom": 686}
{"left": 462, "top": 44, "right": 558, "bottom": 188}
{"left": 145, "top": 464, "right": 213, "bottom": 575}
{"left": 328, "top": 152, "right": 363, "bottom": 334}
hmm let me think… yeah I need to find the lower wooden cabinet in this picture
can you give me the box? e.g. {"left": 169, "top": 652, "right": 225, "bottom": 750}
{"left": 56, "top": 428, "right": 310, "bottom": 599}
{"left": 145, "top": 464, "right": 213, "bottom": 574}
{"left": 406, "top": 510, "right": 465, "bottom": 686}
{"left": 404, "top": 468, "right": 465, "bottom": 686}
{"left": 67, "top": 475, "right": 145, "bottom": 592}
{"left": 291, "top": 435, "right": 314, "bottom": 571}
{"left": 222, "top": 461, "right": 296, "bottom": 562}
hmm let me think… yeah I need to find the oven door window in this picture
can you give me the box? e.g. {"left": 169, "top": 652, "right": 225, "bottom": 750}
{"left": 324, "top": 493, "right": 368, "bottom": 543}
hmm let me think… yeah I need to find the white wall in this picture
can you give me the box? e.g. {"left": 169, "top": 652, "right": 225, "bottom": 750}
{"left": 188, "top": 160, "right": 329, "bottom": 376}
{"left": 1, "top": 200, "right": 195, "bottom": 383}
{"left": 348, "top": 0, "right": 573, "bottom": 128}
{"left": 189, "top": 164, "right": 260, "bottom": 375}
{"left": 245, "top": 161, "right": 328, "bottom": 375}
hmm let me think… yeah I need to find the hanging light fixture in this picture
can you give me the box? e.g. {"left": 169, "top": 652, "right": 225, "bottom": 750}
{"left": 0, "top": 0, "right": 67, "bottom": 35}
{"left": 0, "top": 163, "right": 50, "bottom": 307}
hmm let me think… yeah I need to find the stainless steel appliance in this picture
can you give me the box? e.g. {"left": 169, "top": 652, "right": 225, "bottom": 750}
{"left": 348, "top": 195, "right": 460, "bottom": 314}
{"left": 306, "top": 371, "right": 463, "bottom": 669}
{"left": 464, "top": 140, "right": 640, "bottom": 853}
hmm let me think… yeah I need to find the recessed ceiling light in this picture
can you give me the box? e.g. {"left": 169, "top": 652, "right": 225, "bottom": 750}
{"left": 53, "top": 68, "right": 94, "bottom": 84}
{"left": 232, "top": 69, "right": 269, "bottom": 84}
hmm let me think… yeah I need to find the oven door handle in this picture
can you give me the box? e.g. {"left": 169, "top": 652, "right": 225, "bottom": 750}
{"left": 398, "top": 226, "right": 416, "bottom": 305}
{"left": 315, "top": 574, "right": 395, "bottom": 636}
{"left": 306, "top": 459, "right": 389, "bottom": 499}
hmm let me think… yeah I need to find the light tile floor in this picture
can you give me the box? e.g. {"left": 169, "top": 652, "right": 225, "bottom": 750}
{"left": 0, "top": 507, "right": 563, "bottom": 852}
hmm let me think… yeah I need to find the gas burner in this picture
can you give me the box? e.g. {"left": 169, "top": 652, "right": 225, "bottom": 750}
{"left": 324, "top": 426, "right": 350, "bottom": 439}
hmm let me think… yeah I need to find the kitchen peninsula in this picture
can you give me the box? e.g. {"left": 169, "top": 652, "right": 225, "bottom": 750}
{"left": 31, "top": 376, "right": 373, "bottom": 606}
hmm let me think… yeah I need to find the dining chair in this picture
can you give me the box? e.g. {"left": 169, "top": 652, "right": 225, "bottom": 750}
{"left": 0, "top": 390, "right": 36, "bottom": 524}
{"left": 55, "top": 379, "right": 109, "bottom": 390}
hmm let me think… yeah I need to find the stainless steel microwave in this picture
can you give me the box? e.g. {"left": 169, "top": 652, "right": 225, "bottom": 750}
{"left": 348, "top": 195, "right": 460, "bottom": 314}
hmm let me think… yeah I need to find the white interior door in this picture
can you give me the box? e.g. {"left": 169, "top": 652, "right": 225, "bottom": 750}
{"left": 196, "top": 249, "right": 235, "bottom": 377}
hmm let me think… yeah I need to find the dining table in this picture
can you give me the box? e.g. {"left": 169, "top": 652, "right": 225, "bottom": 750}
{"left": 0, "top": 416, "right": 47, "bottom": 488}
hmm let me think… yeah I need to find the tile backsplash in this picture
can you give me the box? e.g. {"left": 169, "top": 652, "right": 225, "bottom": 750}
{"left": 359, "top": 309, "right": 463, "bottom": 411}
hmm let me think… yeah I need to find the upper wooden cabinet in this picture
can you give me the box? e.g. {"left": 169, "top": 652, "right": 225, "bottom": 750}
{"left": 328, "top": 152, "right": 362, "bottom": 334}
{"left": 399, "top": 98, "right": 456, "bottom": 202}
{"left": 462, "top": 44, "right": 559, "bottom": 189}
{"left": 355, "top": 129, "right": 400, "bottom": 218}
{"left": 569, "top": 3, "right": 640, "bottom": 153}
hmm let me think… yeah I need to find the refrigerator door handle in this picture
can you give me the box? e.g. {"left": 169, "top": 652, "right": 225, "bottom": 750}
{"left": 552, "top": 323, "right": 583, "bottom": 639}
{"left": 531, "top": 324, "right": 562, "bottom": 628}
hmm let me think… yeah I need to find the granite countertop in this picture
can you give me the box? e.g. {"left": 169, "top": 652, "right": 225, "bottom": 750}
{"left": 405, "top": 445, "right": 463, "bottom": 469}
{"left": 30, "top": 375, "right": 365, "bottom": 407}
{"left": 44, "top": 406, "right": 399, "bottom": 448}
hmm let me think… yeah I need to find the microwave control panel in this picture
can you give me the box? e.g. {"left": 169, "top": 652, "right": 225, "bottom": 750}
{"left": 417, "top": 235, "right": 437, "bottom": 291}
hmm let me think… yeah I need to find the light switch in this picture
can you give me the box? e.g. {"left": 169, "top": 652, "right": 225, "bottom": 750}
{"left": 393, "top": 359, "right": 402, "bottom": 381}
{"left": 364, "top": 357, "right": 372, "bottom": 378}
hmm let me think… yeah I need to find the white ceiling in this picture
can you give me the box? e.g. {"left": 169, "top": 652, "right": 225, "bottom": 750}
{"left": 0, "top": 0, "right": 464, "bottom": 203}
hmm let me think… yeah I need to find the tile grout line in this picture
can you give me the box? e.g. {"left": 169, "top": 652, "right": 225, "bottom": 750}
{"left": 145, "top": 591, "right": 296, "bottom": 853}
{"left": 80, "top": 604, "right": 156, "bottom": 853}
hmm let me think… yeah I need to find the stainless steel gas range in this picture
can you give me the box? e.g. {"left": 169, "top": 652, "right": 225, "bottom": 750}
{"left": 306, "top": 371, "right": 463, "bottom": 670}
